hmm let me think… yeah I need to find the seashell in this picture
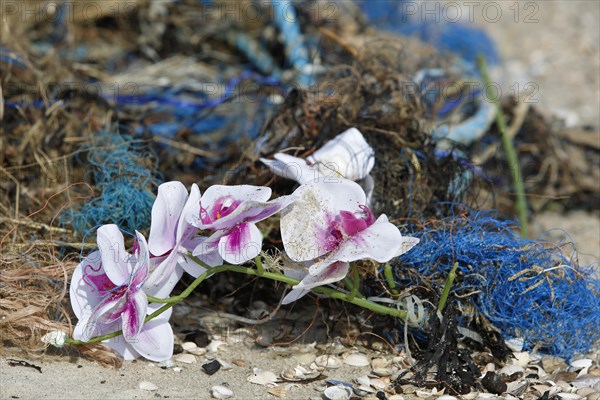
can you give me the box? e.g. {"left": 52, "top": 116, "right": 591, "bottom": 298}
{"left": 138, "top": 381, "right": 158, "bottom": 391}
{"left": 438, "top": 396, "right": 458, "bottom": 400}
{"left": 557, "top": 393, "right": 583, "bottom": 400}
{"left": 188, "top": 347, "right": 207, "bottom": 356}
{"left": 248, "top": 369, "right": 278, "bottom": 386}
{"left": 543, "top": 356, "right": 568, "bottom": 374}
{"left": 389, "top": 396, "right": 405, "bottom": 400}
{"left": 353, "top": 385, "right": 374, "bottom": 397}
{"left": 498, "top": 365, "right": 525, "bottom": 382}
{"left": 476, "top": 393, "right": 499, "bottom": 399}
{"left": 506, "top": 380, "right": 529, "bottom": 396}
{"left": 207, "top": 340, "right": 227, "bottom": 353}
{"left": 211, "top": 385, "right": 233, "bottom": 399}
{"left": 323, "top": 385, "right": 352, "bottom": 400}
{"left": 173, "top": 367, "right": 182, "bottom": 372}
{"left": 174, "top": 354, "right": 197, "bottom": 364}
{"left": 416, "top": 389, "right": 433, "bottom": 398}
{"left": 371, "top": 357, "right": 390, "bottom": 370}
{"left": 370, "top": 378, "right": 387, "bottom": 390}
{"left": 181, "top": 341, "right": 197, "bottom": 351}
{"left": 372, "top": 367, "right": 394, "bottom": 377}
{"left": 343, "top": 352, "right": 370, "bottom": 367}
{"left": 313, "top": 355, "right": 342, "bottom": 369}
{"left": 281, "top": 366, "right": 320, "bottom": 382}
{"left": 355, "top": 375, "right": 371, "bottom": 387}
{"left": 267, "top": 386, "right": 288, "bottom": 398}
{"left": 572, "top": 375, "right": 600, "bottom": 389}
{"left": 571, "top": 360, "right": 594, "bottom": 371}
{"left": 505, "top": 338, "right": 525, "bottom": 352}
{"left": 513, "top": 352, "right": 530, "bottom": 367}
{"left": 461, "top": 391, "right": 478, "bottom": 400}
{"left": 576, "top": 388, "right": 597, "bottom": 398}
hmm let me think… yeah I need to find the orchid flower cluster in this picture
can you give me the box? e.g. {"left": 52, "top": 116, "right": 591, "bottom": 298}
{"left": 66, "top": 128, "right": 419, "bottom": 361}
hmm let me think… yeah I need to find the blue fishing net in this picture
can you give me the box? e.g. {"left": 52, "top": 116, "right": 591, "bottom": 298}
{"left": 394, "top": 207, "right": 600, "bottom": 359}
{"left": 64, "top": 132, "right": 162, "bottom": 234}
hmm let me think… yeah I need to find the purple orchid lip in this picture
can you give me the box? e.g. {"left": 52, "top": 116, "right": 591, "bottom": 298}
{"left": 200, "top": 196, "right": 242, "bottom": 225}
{"left": 322, "top": 205, "right": 376, "bottom": 251}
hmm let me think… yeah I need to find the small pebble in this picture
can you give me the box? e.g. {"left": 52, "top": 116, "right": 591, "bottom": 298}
{"left": 202, "top": 360, "right": 222, "bottom": 375}
{"left": 482, "top": 371, "right": 508, "bottom": 395}
{"left": 181, "top": 341, "right": 197, "bottom": 351}
{"left": 138, "top": 381, "right": 158, "bottom": 391}
{"left": 184, "top": 329, "right": 210, "bottom": 348}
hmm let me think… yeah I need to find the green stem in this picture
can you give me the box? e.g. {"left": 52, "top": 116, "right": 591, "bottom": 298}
{"left": 254, "top": 256, "right": 265, "bottom": 276}
{"left": 68, "top": 257, "right": 408, "bottom": 345}
{"left": 383, "top": 263, "right": 398, "bottom": 295}
{"left": 438, "top": 262, "right": 459, "bottom": 313}
{"left": 477, "top": 55, "right": 529, "bottom": 238}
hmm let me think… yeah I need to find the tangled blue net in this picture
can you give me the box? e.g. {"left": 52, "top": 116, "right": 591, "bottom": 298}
{"left": 65, "top": 132, "right": 162, "bottom": 234}
{"left": 395, "top": 207, "right": 600, "bottom": 359}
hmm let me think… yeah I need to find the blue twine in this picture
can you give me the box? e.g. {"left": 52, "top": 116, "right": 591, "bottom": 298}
{"left": 393, "top": 207, "right": 600, "bottom": 359}
{"left": 271, "top": 0, "right": 314, "bottom": 86}
{"left": 63, "top": 132, "right": 162, "bottom": 234}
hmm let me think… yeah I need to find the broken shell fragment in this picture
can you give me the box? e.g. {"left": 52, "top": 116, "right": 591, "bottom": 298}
{"left": 323, "top": 385, "right": 353, "bottom": 400}
{"left": 343, "top": 353, "right": 370, "bottom": 367}
{"left": 211, "top": 385, "right": 233, "bottom": 399}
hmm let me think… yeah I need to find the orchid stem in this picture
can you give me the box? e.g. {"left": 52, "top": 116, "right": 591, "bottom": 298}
{"left": 254, "top": 256, "right": 265, "bottom": 276}
{"left": 437, "top": 262, "right": 459, "bottom": 313}
{"left": 69, "top": 257, "right": 408, "bottom": 345}
{"left": 383, "top": 263, "right": 398, "bottom": 295}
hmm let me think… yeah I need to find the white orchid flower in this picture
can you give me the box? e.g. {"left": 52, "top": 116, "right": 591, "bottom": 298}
{"left": 69, "top": 224, "right": 174, "bottom": 361}
{"left": 260, "top": 127, "right": 375, "bottom": 184}
{"left": 190, "top": 185, "right": 296, "bottom": 265}
{"left": 279, "top": 180, "right": 419, "bottom": 303}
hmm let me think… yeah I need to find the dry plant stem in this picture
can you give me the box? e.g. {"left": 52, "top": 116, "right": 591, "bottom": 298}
{"left": 477, "top": 55, "right": 529, "bottom": 238}
{"left": 66, "top": 257, "right": 408, "bottom": 345}
{"left": 437, "top": 262, "right": 459, "bottom": 313}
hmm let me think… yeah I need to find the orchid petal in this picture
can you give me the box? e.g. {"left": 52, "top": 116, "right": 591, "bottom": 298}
{"left": 281, "top": 180, "right": 367, "bottom": 262}
{"left": 308, "top": 215, "right": 416, "bottom": 275}
{"left": 218, "top": 223, "right": 262, "bottom": 264}
{"left": 73, "top": 318, "right": 120, "bottom": 342}
{"left": 307, "top": 127, "right": 375, "bottom": 181}
{"left": 178, "top": 252, "right": 207, "bottom": 278}
{"left": 202, "top": 194, "right": 296, "bottom": 231}
{"left": 200, "top": 184, "right": 272, "bottom": 208}
{"left": 122, "top": 290, "right": 148, "bottom": 340}
{"left": 282, "top": 262, "right": 350, "bottom": 304}
{"left": 130, "top": 316, "right": 174, "bottom": 362}
{"left": 178, "top": 183, "right": 201, "bottom": 242}
{"left": 130, "top": 231, "right": 150, "bottom": 288}
{"left": 192, "top": 231, "right": 226, "bottom": 267}
{"left": 104, "top": 336, "right": 141, "bottom": 361}
{"left": 86, "top": 293, "right": 127, "bottom": 335}
{"left": 143, "top": 249, "right": 179, "bottom": 291}
{"left": 70, "top": 251, "right": 106, "bottom": 319}
{"left": 97, "top": 224, "right": 130, "bottom": 285}
{"left": 260, "top": 153, "right": 317, "bottom": 184}
{"left": 145, "top": 256, "right": 183, "bottom": 308}
{"left": 148, "top": 181, "right": 188, "bottom": 257}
